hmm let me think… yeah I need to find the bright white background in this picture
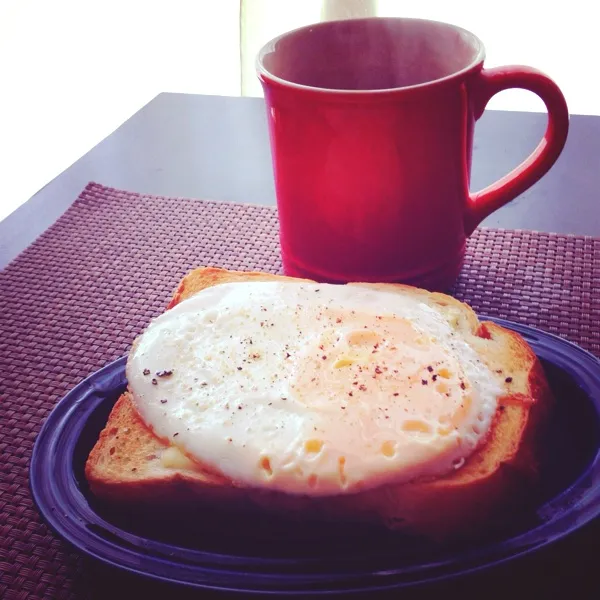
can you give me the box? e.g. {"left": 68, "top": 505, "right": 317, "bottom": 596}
{"left": 0, "top": 0, "right": 597, "bottom": 223}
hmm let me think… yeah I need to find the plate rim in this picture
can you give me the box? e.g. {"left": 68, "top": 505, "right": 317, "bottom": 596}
{"left": 29, "top": 317, "right": 600, "bottom": 594}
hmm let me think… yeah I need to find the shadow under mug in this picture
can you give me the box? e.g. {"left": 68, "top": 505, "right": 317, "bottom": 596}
{"left": 257, "top": 18, "right": 569, "bottom": 290}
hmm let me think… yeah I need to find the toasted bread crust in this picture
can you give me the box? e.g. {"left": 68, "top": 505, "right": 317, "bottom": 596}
{"left": 86, "top": 267, "right": 552, "bottom": 538}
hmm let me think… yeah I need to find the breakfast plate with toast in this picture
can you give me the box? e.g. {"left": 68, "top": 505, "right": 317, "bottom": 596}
{"left": 31, "top": 268, "right": 600, "bottom": 594}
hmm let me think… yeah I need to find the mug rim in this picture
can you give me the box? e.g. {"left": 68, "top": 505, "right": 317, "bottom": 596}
{"left": 256, "top": 17, "right": 486, "bottom": 95}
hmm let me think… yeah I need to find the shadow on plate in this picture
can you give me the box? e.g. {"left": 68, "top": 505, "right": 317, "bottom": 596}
{"left": 70, "top": 357, "right": 600, "bottom": 568}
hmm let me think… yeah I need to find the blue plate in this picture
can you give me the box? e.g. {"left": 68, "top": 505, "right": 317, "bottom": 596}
{"left": 30, "top": 318, "right": 600, "bottom": 595}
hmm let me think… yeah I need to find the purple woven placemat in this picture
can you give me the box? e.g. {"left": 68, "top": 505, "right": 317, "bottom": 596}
{"left": 0, "top": 182, "right": 599, "bottom": 599}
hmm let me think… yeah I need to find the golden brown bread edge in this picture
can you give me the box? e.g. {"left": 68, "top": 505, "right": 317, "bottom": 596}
{"left": 85, "top": 267, "right": 552, "bottom": 539}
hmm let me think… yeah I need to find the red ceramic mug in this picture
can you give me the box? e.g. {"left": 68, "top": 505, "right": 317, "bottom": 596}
{"left": 257, "top": 18, "right": 569, "bottom": 290}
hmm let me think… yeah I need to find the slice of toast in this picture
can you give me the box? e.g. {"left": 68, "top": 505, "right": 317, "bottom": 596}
{"left": 85, "top": 267, "right": 552, "bottom": 539}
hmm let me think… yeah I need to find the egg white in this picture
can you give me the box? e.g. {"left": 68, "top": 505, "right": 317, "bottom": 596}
{"left": 127, "top": 282, "right": 502, "bottom": 495}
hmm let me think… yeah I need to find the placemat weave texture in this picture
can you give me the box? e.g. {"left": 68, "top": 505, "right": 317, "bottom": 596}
{"left": 0, "top": 182, "right": 599, "bottom": 600}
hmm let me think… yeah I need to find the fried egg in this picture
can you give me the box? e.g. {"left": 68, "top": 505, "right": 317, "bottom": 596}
{"left": 127, "top": 282, "right": 502, "bottom": 495}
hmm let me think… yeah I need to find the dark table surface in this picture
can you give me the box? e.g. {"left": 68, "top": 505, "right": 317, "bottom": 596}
{"left": 0, "top": 92, "right": 599, "bottom": 269}
{"left": 1, "top": 93, "right": 599, "bottom": 598}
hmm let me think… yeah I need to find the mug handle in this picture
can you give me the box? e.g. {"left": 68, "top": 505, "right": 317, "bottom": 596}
{"left": 464, "top": 66, "right": 569, "bottom": 235}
